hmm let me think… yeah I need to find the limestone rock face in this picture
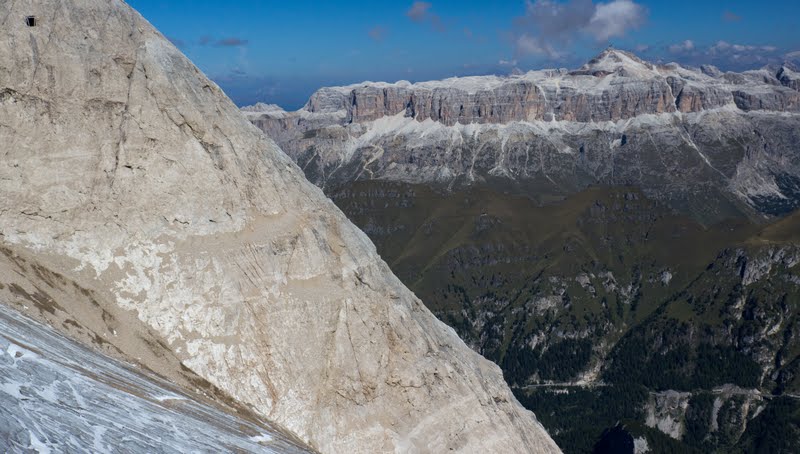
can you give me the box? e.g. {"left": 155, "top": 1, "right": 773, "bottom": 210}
{"left": 291, "top": 50, "right": 800, "bottom": 128}
{"left": 0, "top": 1, "right": 560, "bottom": 453}
{"left": 245, "top": 51, "right": 800, "bottom": 223}
{"left": 0, "top": 303, "right": 313, "bottom": 453}
{"left": 732, "top": 89, "right": 800, "bottom": 111}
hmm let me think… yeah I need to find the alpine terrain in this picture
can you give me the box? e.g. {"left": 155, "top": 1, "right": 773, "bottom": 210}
{"left": 0, "top": 0, "right": 561, "bottom": 453}
{"left": 246, "top": 49, "right": 800, "bottom": 452}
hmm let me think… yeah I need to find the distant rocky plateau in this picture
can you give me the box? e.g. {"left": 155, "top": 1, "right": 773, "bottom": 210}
{"left": 247, "top": 49, "right": 800, "bottom": 224}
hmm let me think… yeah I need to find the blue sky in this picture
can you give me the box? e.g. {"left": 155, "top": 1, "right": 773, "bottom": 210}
{"left": 127, "top": 0, "right": 800, "bottom": 109}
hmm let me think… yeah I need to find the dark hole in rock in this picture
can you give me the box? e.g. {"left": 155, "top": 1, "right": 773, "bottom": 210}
{"left": 25, "top": 16, "right": 37, "bottom": 27}
{"left": 621, "top": 134, "right": 628, "bottom": 146}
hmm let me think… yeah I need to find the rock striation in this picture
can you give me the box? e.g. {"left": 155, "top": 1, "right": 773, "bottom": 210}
{"left": 0, "top": 303, "right": 313, "bottom": 453}
{"left": 246, "top": 50, "right": 800, "bottom": 223}
{"left": 0, "top": 1, "right": 560, "bottom": 453}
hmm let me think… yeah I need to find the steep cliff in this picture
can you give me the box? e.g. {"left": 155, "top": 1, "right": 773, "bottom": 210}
{"left": 290, "top": 50, "right": 799, "bottom": 125}
{"left": 0, "top": 1, "right": 560, "bottom": 452}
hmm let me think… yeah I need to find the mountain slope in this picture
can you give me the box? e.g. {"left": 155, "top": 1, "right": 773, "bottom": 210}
{"left": 0, "top": 1, "right": 560, "bottom": 452}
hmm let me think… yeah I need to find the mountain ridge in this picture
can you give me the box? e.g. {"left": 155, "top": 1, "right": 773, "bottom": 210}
{"left": 247, "top": 49, "right": 800, "bottom": 125}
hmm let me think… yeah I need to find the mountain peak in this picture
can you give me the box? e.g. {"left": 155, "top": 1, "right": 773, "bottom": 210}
{"left": 579, "top": 48, "right": 655, "bottom": 77}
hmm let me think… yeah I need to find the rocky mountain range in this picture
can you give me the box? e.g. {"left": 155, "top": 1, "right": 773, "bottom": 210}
{"left": 247, "top": 49, "right": 800, "bottom": 224}
{"left": 0, "top": 1, "right": 560, "bottom": 453}
{"left": 247, "top": 50, "right": 800, "bottom": 452}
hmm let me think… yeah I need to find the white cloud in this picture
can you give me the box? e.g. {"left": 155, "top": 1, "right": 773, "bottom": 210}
{"left": 516, "top": 34, "right": 556, "bottom": 57}
{"left": 587, "top": 0, "right": 647, "bottom": 41}
{"left": 669, "top": 39, "right": 695, "bottom": 54}
{"left": 665, "top": 39, "right": 785, "bottom": 69}
{"left": 513, "top": 0, "right": 647, "bottom": 57}
{"left": 708, "top": 41, "right": 777, "bottom": 55}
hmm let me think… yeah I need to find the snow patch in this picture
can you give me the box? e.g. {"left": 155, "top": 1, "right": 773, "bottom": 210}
{"left": 250, "top": 433, "right": 273, "bottom": 443}
{"left": 29, "top": 432, "right": 52, "bottom": 454}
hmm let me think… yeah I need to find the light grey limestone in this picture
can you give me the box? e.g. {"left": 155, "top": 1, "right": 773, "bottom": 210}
{"left": 0, "top": 1, "right": 561, "bottom": 453}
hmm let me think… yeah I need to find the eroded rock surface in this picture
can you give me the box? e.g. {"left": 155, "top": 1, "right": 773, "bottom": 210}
{"left": 0, "top": 303, "right": 312, "bottom": 453}
{"left": 0, "top": 1, "right": 560, "bottom": 452}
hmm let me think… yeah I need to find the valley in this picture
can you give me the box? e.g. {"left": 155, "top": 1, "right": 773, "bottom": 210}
{"left": 321, "top": 180, "right": 800, "bottom": 452}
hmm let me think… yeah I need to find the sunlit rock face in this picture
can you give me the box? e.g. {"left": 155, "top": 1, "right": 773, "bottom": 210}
{"left": 296, "top": 50, "right": 799, "bottom": 126}
{"left": 0, "top": 1, "right": 561, "bottom": 453}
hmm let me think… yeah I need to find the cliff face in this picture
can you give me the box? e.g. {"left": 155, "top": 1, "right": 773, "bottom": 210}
{"left": 778, "top": 66, "right": 800, "bottom": 91}
{"left": 298, "top": 50, "right": 800, "bottom": 126}
{"left": 246, "top": 51, "right": 800, "bottom": 224}
{"left": 0, "top": 1, "right": 560, "bottom": 453}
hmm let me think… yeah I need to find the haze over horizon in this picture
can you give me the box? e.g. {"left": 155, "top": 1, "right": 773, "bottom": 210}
{"left": 129, "top": 0, "right": 800, "bottom": 109}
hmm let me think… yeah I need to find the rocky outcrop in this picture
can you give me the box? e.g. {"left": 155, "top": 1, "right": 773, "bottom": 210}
{"left": 666, "top": 76, "right": 733, "bottom": 112}
{"left": 645, "top": 390, "right": 692, "bottom": 439}
{"left": 732, "top": 88, "right": 800, "bottom": 111}
{"left": 730, "top": 246, "right": 800, "bottom": 287}
{"left": 0, "top": 1, "right": 560, "bottom": 453}
{"left": 644, "top": 387, "right": 765, "bottom": 444}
